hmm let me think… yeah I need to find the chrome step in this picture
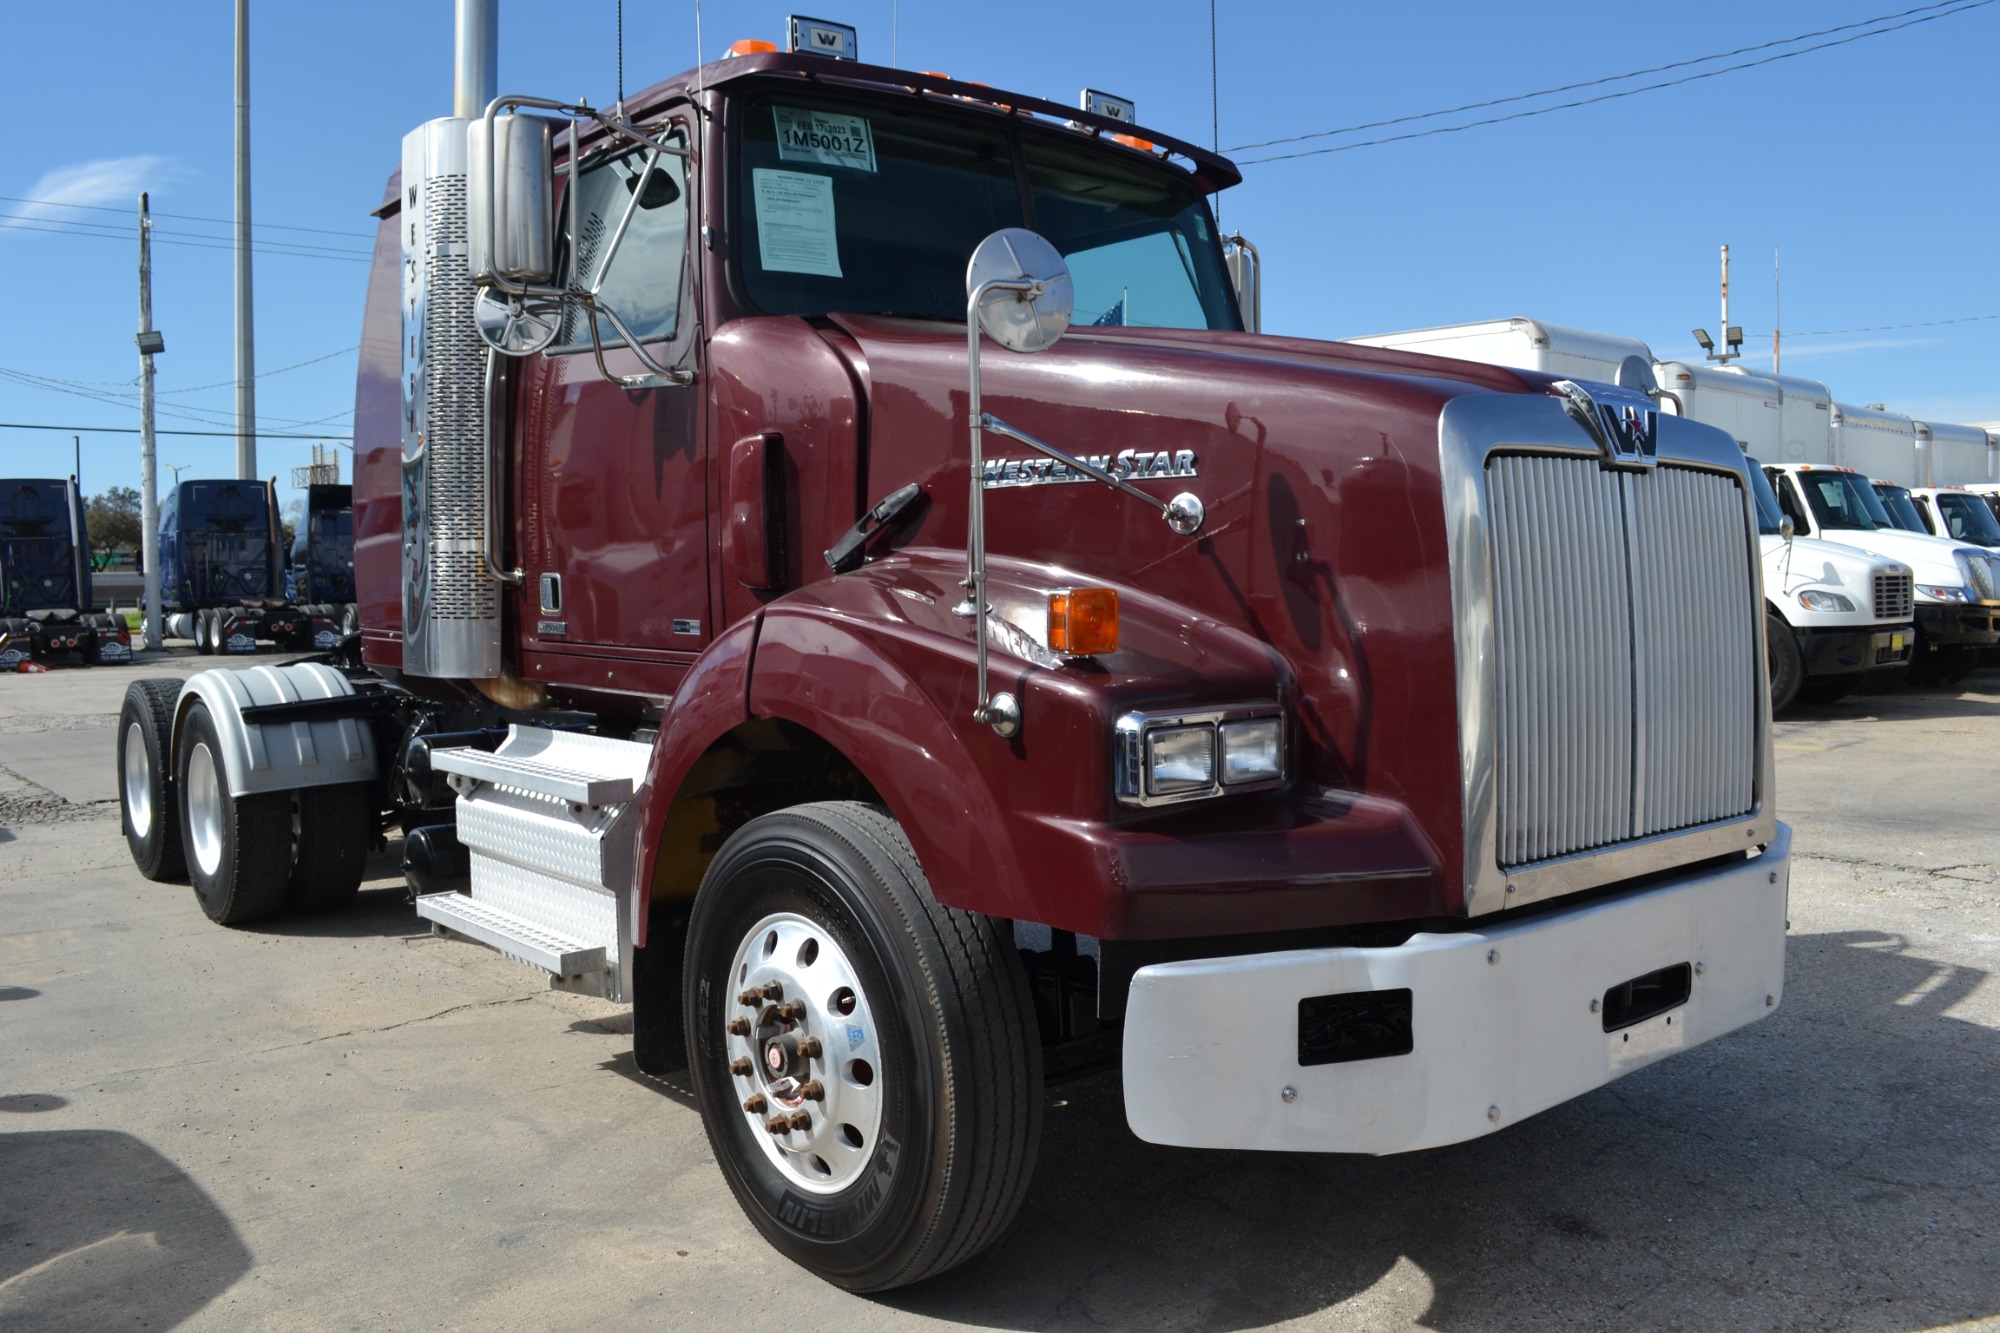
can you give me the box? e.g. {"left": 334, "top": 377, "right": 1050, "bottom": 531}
{"left": 415, "top": 891, "right": 607, "bottom": 977}
{"left": 430, "top": 728, "right": 643, "bottom": 805}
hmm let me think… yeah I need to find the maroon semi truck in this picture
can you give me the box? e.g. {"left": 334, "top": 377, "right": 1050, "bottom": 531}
{"left": 114, "top": 19, "right": 1790, "bottom": 1291}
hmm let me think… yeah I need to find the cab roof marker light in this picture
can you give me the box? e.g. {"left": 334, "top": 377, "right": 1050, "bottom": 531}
{"left": 728, "top": 39, "right": 778, "bottom": 56}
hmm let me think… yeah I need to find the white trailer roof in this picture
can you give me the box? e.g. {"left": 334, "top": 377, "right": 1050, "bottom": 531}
{"left": 1343, "top": 317, "right": 1655, "bottom": 381}
{"left": 1721, "top": 365, "right": 1833, "bottom": 408}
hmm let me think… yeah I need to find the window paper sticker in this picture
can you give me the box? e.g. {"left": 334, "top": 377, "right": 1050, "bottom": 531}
{"left": 772, "top": 106, "right": 878, "bottom": 172}
{"left": 752, "top": 169, "right": 843, "bottom": 278}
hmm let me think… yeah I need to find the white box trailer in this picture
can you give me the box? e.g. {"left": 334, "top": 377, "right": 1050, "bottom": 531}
{"left": 1740, "top": 369, "right": 1835, "bottom": 465}
{"left": 1831, "top": 402, "right": 1922, "bottom": 486}
{"left": 1914, "top": 421, "right": 1989, "bottom": 487}
{"left": 1343, "top": 317, "right": 1656, "bottom": 383}
{"left": 1653, "top": 361, "right": 1784, "bottom": 453}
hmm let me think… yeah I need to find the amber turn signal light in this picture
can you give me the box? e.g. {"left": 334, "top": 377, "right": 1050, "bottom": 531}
{"left": 1048, "top": 588, "right": 1119, "bottom": 656}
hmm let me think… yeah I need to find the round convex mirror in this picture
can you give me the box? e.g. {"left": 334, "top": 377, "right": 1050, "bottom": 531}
{"left": 1615, "top": 353, "right": 1659, "bottom": 395}
{"left": 474, "top": 289, "right": 563, "bottom": 357}
{"left": 966, "top": 229, "right": 1074, "bottom": 354}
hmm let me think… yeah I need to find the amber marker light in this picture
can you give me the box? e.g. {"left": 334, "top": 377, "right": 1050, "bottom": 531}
{"left": 1048, "top": 588, "right": 1119, "bottom": 656}
{"left": 729, "top": 39, "right": 778, "bottom": 55}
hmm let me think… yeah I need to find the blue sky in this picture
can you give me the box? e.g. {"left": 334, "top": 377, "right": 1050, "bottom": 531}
{"left": 4, "top": 0, "right": 1995, "bottom": 516}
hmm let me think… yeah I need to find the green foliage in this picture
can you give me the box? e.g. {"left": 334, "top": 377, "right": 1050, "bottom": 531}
{"left": 86, "top": 485, "right": 143, "bottom": 553}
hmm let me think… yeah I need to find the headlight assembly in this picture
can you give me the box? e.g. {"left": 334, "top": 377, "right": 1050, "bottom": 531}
{"left": 1115, "top": 706, "right": 1284, "bottom": 807}
{"left": 1795, "top": 590, "right": 1855, "bottom": 612}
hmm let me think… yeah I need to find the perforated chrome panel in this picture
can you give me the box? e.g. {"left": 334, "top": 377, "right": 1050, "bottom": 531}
{"left": 401, "top": 118, "right": 499, "bottom": 679}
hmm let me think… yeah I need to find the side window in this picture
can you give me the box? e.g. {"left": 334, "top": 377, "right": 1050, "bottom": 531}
{"left": 555, "top": 135, "right": 689, "bottom": 349}
{"left": 1769, "top": 470, "right": 1809, "bottom": 531}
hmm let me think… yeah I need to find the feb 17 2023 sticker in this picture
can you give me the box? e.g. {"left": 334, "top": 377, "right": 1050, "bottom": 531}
{"left": 772, "top": 106, "right": 877, "bottom": 173}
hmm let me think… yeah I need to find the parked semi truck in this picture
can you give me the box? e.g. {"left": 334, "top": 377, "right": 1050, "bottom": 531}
{"left": 1347, "top": 325, "right": 1914, "bottom": 709}
{"left": 0, "top": 476, "right": 132, "bottom": 668}
{"left": 289, "top": 482, "right": 358, "bottom": 644}
{"left": 159, "top": 478, "right": 322, "bottom": 654}
{"left": 114, "top": 21, "right": 1792, "bottom": 1291}
{"left": 1765, "top": 463, "right": 2000, "bottom": 685}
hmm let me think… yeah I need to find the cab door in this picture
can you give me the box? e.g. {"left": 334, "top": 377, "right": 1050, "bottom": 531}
{"left": 518, "top": 117, "right": 706, "bottom": 695}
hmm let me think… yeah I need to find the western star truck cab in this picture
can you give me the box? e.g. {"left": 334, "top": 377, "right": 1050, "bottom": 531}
{"left": 288, "top": 482, "right": 358, "bottom": 645}
{"left": 1766, "top": 462, "right": 2000, "bottom": 685}
{"left": 0, "top": 476, "right": 131, "bottom": 669}
{"left": 159, "top": 478, "right": 318, "bottom": 655}
{"left": 114, "top": 26, "right": 1790, "bottom": 1291}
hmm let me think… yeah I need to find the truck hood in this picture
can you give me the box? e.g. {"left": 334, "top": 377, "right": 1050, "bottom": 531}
{"left": 820, "top": 315, "right": 1580, "bottom": 913}
{"left": 1809, "top": 527, "right": 1996, "bottom": 593}
{"left": 1760, "top": 534, "right": 1908, "bottom": 620}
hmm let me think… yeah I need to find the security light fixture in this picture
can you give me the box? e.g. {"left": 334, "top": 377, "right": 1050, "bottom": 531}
{"left": 1692, "top": 328, "right": 1714, "bottom": 352}
{"left": 1726, "top": 326, "right": 1744, "bottom": 351}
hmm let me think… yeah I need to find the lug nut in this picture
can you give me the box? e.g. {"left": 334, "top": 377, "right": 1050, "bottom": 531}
{"left": 766, "top": 1114, "right": 791, "bottom": 1135}
{"left": 787, "top": 1111, "right": 812, "bottom": 1132}
{"left": 777, "top": 1000, "right": 808, "bottom": 1022}
{"left": 726, "top": 1017, "right": 751, "bottom": 1037}
{"left": 760, "top": 980, "right": 784, "bottom": 999}
{"left": 729, "top": 1057, "right": 753, "bottom": 1077}
{"left": 743, "top": 1094, "right": 768, "bottom": 1114}
{"left": 796, "top": 1037, "right": 823, "bottom": 1060}
{"left": 737, "top": 987, "right": 764, "bottom": 1006}
{"left": 798, "top": 1079, "right": 825, "bottom": 1101}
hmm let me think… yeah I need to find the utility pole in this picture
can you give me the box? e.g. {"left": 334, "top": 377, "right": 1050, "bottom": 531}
{"left": 73, "top": 436, "right": 80, "bottom": 489}
{"left": 137, "top": 193, "right": 165, "bottom": 651}
{"left": 234, "top": 0, "right": 258, "bottom": 480}
{"left": 1719, "top": 243, "right": 1731, "bottom": 364}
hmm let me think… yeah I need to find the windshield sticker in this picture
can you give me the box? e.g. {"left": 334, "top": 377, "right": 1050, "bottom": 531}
{"left": 772, "top": 106, "right": 877, "bottom": 172}
{"left": 752, "top": 169, "right": 843, "bottom": 278}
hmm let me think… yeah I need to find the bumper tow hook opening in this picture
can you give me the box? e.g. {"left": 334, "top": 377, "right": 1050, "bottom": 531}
{"left": 1600, "top": 962, "right": 1694, "bottom": 1033}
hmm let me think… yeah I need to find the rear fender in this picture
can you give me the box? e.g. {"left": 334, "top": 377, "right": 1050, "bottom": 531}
{"left": 172, "top": 664, "right": 379, "bottom": 797}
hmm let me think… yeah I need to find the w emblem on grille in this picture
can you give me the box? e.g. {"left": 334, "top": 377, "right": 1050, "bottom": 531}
{"left": 1552, "top": 380, "right": 1659, "bottom": 471}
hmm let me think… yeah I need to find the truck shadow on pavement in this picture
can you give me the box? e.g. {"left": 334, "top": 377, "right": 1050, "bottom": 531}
{"left": 884, "top": 928, "right": 1999, "bottom": 1331}
{"left": 0, "top": 1129, "right": 251, "bottom": 1331}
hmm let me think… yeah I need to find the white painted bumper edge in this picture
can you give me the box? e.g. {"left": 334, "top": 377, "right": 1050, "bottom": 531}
{"left": 1122, "top": 822, "right": 1790, "bottom": 1154}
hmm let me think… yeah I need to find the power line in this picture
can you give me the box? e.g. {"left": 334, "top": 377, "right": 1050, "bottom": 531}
{"left": 0, "top": 193, "right": 376, "bottom": 240}
{"left": 1766, "top": 313, "right": 2000, "bottom": 339}
{"left": 0, "top": 211, "right": 373, "bottom": 259}
{"left": 160, "top": 345, "right": 360, "bottom": 396}
{"left": 0, "top": 364, "right": 350, "bottom": 431}
{"left": 1236, "top": 0, "right": 1994, "bottom": 165}
{"left": 1228, "top": 0, "right": 1978, "bottom": 153}
{"left": 0, "top": 216, "right": 372, "bottom": 264}
{"left": 0, "top": 420, "right": 351, "bottom": 441}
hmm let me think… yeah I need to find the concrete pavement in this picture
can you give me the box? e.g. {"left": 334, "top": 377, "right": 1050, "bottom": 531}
{"left": 2, "top": 652, "right": 1996, "bottom": 1331}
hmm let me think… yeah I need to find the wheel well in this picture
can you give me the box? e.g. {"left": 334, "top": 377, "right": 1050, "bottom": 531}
{"left": 649, "top": 718, "right": 881, "bottom": 908}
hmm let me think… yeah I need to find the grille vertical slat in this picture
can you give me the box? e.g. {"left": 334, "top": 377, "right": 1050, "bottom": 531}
{"left": 1872, "top": 570, "right": 1913, "bottom": 620}
{"left": 1488, "top": 456, "right": 1757, "bottom": 869}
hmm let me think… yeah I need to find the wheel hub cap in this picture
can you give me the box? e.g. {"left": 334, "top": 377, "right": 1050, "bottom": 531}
{"left": 725, "top": 912, "right": 884, "bottom": 1194}
{"left": 185, "top": 742, "right": 225, "bottom": 878}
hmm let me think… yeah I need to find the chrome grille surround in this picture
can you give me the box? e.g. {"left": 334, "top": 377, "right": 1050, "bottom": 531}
{"left": 1872, "top": 569, "right": 1914, "bottom": 621}
{"left": 1442, "top": 392, "right": 1777, "bottom": 917}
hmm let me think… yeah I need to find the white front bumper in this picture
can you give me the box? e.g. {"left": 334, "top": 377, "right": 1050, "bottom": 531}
{"left": 1122, "top": 822, "right": 1790, "bottom": 1154}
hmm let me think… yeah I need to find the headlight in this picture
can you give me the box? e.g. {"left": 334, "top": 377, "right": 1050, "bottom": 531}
{"left": 1115, "top": 706, "right": 1285, "bottom": 807}
{"left": 1219, "top": 718, "right": 1283, "bottom": 785}
{"left": 1145, "top": 726, "right": 1214, "bottom": 795}
{"left": 1917, "top": 584, "right": 1971, "bottom": 602}
{"left": 1796, "top": 590, "right": 1854, "bottom": 612}
{"left": 1954, "top": 550, "right": 1998, "bottom": 602}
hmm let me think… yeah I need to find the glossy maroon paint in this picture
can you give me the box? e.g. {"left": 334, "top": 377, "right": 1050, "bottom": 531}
{"left": 353, "top": 170, "right": 405, "bottom": 672}
{"left": 354, "top": 53, "right": 1555, "bottom": 942}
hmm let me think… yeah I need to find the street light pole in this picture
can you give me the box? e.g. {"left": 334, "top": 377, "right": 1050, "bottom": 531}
{"left": 234, "top": 0, "right": 258, "bottom": 480}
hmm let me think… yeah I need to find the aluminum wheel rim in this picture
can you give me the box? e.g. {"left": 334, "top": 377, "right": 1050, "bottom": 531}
{"left": 185, "top": 742, "right": 225, "bottom": 878}
{"left": 725, "top": 911, "right": 885, "bottom": 1195}
{"left": 123, "top": 721, "right": 153, "bottom": 838}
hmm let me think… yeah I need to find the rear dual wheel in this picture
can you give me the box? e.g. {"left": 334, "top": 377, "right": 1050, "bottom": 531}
{"left": 685, "top": 802, "right": 1040, "bottom": 1292}
{"left": 118, "top": 679, "right": 187, "bottom": 881}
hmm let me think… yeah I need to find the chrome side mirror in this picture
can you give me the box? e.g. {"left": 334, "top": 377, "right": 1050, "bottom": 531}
{"left": 1225, "top": 231, "right": 1260, "bottom": 333}
{"left": 468, "top": 114, "right": 554, "bottom": 287}
{"left": 1779, "top": 515, "right": 1795, "bottom": 543}
{"left": 968, "top": 228, "right": 1074, "bottom": 352}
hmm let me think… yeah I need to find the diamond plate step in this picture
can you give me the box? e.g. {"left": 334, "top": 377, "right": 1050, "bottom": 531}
{"left": 429, "top": 749, "right": 635, "bottom": 806}
{"left": 415, "top": 891, "right": 607, "bottom": 977}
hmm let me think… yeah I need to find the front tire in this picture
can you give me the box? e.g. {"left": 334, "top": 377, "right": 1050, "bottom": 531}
{"left": 1765, "top": 613, "right": 1804, "bottom": 712}
{"left": 118, "top": 679, "right": 187, "bottom": 881}
{"left": 684, "top": 802, "right": 1041, "bottom": 1292}
{"left": 177, "top": 701, "right": 291, "bottom": 925}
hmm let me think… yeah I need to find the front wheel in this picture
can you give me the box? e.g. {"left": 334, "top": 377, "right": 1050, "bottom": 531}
{"left": 1765, "top": 613, "right": 1803, "bottom": 712}
{"left": 684, "top": 802, "right": 1041, "bottom": 1292}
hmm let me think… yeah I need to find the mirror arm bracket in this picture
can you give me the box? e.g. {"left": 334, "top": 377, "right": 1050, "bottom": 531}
{"left": 960, "top": 277, "right": 1037, "bottom": 738}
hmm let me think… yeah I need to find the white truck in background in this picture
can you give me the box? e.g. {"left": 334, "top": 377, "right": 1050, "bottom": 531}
{"left": 1344, "top": 320, "right": 1916, "bottom": 708}
{"left": 1765, "top": 463, "right": 2000, "bottom": 686}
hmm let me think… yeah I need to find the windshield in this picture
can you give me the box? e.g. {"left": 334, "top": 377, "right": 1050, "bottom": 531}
{"left": 180, "top": 482, "right": 269, "bottom": 535}
{"left": 1935, "top": 492, "right": 2000, "bottom": 545}
{"left": 1744, "top": 457, "right": 1786, "bottom": 535}
{"left": 1873, "top": 484, "right": 1930, "bottom": 533}
{"left": 1795, "top": 470, "right": 1894, "bottom": 532}
{"left": 735, "top": 90, "right": 1238, "bottom": 330}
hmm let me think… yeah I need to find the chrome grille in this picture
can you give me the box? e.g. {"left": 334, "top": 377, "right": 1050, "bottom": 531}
{"left": 1872, "top": 569, "right": 1913, "bottom": 620}
{"left": 1487, "top": 455, "right": 1759, "bottom": 868}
